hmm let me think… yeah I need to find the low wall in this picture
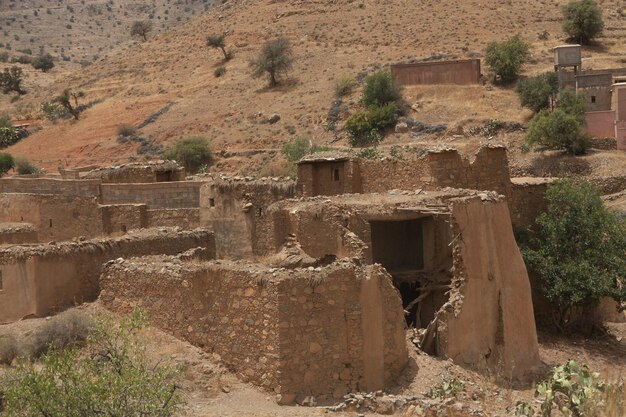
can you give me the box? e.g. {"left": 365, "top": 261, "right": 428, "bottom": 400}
{"left": 508, "top": 178, "right": 553, "bottom": 230}
{"left": 100, "top": 182, "right": 202, "bottom": 209}
{"left": 585, "top": 111, "right": 616, "bottom": 138}
{"left": 391, "top": 59, "right": 481, "bottom": 85}
{"left": 101, "top": 204, "right": 148, "bottom": 235}
{"left": 0, "top": 229, "right": 216, "bottom": 324}
{"left": 100, "top": 260, "right": 408, "bottom": 403}
{"left": 0, "top": 223, "right": 38, "bottom": 245}
{"left": 0, "top": 178, "right": 101, "bottom": 197}
{"left": 147, "top": 208, "right": 201, "bottom": 229}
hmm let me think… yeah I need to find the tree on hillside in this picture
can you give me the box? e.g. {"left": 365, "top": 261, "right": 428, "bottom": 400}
{"left": 32, "top": 53, "right": 55, "bottom": 72}
{"left": 54, "top": 89, "right": 85, "bottom": 120}
{"left": 562, "top": 0, "right": 604, "bottom": 44}
{"left": 0, "top": 152, "right": 14, "bottom": 176}
{"left": 516, "top": 72, "right": 559, "bottom": 113}
{"left": 0, "top": 66, "right": 26, "bottom": 95}
{"left": 484, "top": 35, "right": 530, "bottom": 83}
{"left": 163, "top": 136, "right": 212, "bottom": 173}
{"left": 521, "top": 180, "right": 626, "bottom": 332}
{"left": 361, "top": 71, "right": 402, "bottom": 107}
{"left": 249, "top": 38, "right": 294, "bottom": 87}
{"left": 207, "top": 34, "right": 231, "bottom": 61}
{"left": 131, "top": 20, "right": 153, "bottom": 42}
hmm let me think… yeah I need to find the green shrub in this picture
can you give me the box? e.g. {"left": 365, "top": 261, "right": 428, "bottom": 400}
{"left": 344, "top": 103, "right": 397, "bottom": 147}
{"left": 516, "top": 72, "right": 559, "bottom": 113}
{"left": 249, "top": 37, "right": 293, "bottom": 87}
{"left": 281, "top": 136, "right": 311, "bottom": 163}
{"left": 356, "top": 147, "right": 381, "bottom": 160}
{"left": 14, "top": 157, "right": 40, "bottom": 175}
{"left": 521, "top": 180, "right": 626, "bottom": 331}
{"left": 22, "top": 310, "right": 93, "bottom": 358}
{"left": 163, "top": 136, "right": 212, "bottom": 173}
{"left": 0, "top": 152, "right": 14, "bottom": 175}
{"left": 367, "top": 102, "right": 398, "bottom": 130}
{"left": 334, "top": 75, "right": 357, "bottom": 97}
{"left": 0, "top": 126, "right": 20, "bottom": 148}
{"left": 556, "top": 88, "right": 585, "bottom": 123}
{"left": 484, "top": 35, "right": 530, "bottom": 82}
{"left": 361, "top": 71, "right": 402, "bottom": 107}
{"left": 214, "top": 65, "right": 226, "bottom": 78}
{"left": 0, "top": 334, "right": 18, "bottom": 365}
{"left": 31, "top": 53, "right": 54, "bottom": 72}
{"left": 40, "top": 101, "right": 66, "bottom": 121}
{"left": 428, "top": 378, "right": 466, "bottom": 399}
{"left": 207, "top": 34, "right": 231, "bottom": 60}
{"left": 0, "top": 66, "right": 25, "bottom": 95}
{"left": 1, "top": 309, "right": 182, "bottom": 417}
{"left": 562, "top": 0, "right": 604, "bottom": 44}
{"left": 116, "top": 123, "right": 137, "bottom": 138}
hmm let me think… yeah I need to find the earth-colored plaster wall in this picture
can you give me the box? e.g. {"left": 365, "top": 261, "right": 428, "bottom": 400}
{"left": 147, "top": 208, "right": 200, "bottom": 229}
{"left": 0, "top": 178, "right": 101, "bottom": 197}
{"left": 100, "top": 260, "right": 408, "bottom": 403}
{"left": 100, "top": 182, "right": 202, "bottom": 209}
{"left": 441, "top": 198, "right": 540, "bottom": 379}
{"left": 101, "top": 204, "right": 148, "bottom": 235}
{"left": 0, "top": 229, "right": 216, "bottom": 324}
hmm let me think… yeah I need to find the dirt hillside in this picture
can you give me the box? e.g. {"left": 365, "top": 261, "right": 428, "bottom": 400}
{"left": 3, "top": 0, "right": 626, "bottom": 173}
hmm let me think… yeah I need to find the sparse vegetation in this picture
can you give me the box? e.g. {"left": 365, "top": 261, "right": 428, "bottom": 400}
{"left": 0, "top": 125, "right": 20, "bottom": 148}
{"left": 361, "top": 71, "right": 402, "bottom": 107}
{"left": 428, "top": 378, "right": 466, "bottom": 399}
{"left": 207, "top": 34, "right": 231, "bottom": 61}
{"left": 31, "top": 53, "right": 54, "bottom": 72}
{"left": 521, "top": 180, "right": 626, "bottom": 331}
{"left": 0, "top": 66, "right": 25, "bottom": 95}
{"left": 562, "top": 0, "right": 604, "bottom": 44}
{"left": 334, "top": 75, "right": 357, "bottom": 97}
{"left": 117, "top": 123, "right": 137, "bottom": 138}
{"left": 249, "top": 37, "right": 294, "bottom": 87}
{"left": 54, "top": 89, "right": 85, "bottom": 120}
{"left": 516, "top": 72, "right": 559, "bottom": 113}
{"left": 0, "top": 335, "right": 18, "bottom": 365}
{"left": 1, "top": 309, "right": 182, "bottom": 417}
{"left": 14, "top": 157, "right": 40, "bottom": 175}
{"left": 131, "top": 20, "right": 153, "bottom": 42}
{"left": 526, "top": 89, "right": 588, "bottom": 154}
{"left": 281, "top": 136, "right": 311, "bottom": 163}
{"left": 0, "top": 152, "right": 14, "bottom": 176}
{"left": 163, "top": 136, "right": 212, "bottom": 173}
{"left": 484, "top": 35, "right": 530, "bottom": 82}
{"left": 214, "top": 65, "right": 226, "bottom": 78}
{"left": 344, "top": 102, "right": 398, "bottom": 147}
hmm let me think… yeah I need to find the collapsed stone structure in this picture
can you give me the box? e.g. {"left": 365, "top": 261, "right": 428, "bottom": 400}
{"left": 0, "top": 146, "right": 549, "bottom": 401}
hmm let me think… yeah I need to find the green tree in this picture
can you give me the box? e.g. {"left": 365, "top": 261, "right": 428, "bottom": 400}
{"left": 562, "top": 0, "right": 604, "bottom": 44}
{"left": 281, "top": 136, "right": 311, "bottom": 163}
{"left": 131, "top": 20, "right": 152, "bottom": 42}
{"left": 249, "top": 38, "right": 294, "bottom": 87}
{"left": 207, "top": 34, "right": 231, "bottom": 60}
{"left": 1, "top": 309, "right": 182, "bottom": 417}
{"left": 54, "top": 89, "right": 84, "bottom": 120}
{"left": 521, "top": 180, "right": 626, "bottom": 331}
{"left": 31, "top": 53, "right": 54, "bottom": 72}
{"left": 556, "top": 88, "right": 585, "bottom": 123}
{"left": 361, "top": 71, "right": 402, "bottom": 107}
{"left": 0, "top": 152, "right": 14, "bottom": 176}
{"left": 163, "top": 136, "right": 212, "bottom": 173}
{"left": 0, "top": 66, "right": 25, "bottom": 95}
{"left": 516, "top": 72, "right": 559, "bottom": 113}
{"left": 484, "top": 35, "right": 530, "bottom": 82}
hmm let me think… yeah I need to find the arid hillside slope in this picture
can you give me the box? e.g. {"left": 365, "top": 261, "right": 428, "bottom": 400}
{"left": 3, "top": 0, "right": 626, "bottom": 172}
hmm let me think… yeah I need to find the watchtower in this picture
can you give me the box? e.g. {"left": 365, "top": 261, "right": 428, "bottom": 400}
{"left": 554, "top": 45, "right": 582, "bottom": 73}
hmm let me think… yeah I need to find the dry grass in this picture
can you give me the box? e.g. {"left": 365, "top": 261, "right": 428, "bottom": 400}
{"left": 0, "top": 334, "right": 17, "bottom": 365}
{"left": 21, "top": 309, "right": 94, "bottom": 358}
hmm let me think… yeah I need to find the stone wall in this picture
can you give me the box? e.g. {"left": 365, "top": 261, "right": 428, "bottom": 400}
{"left": 0, "top": 223, "right": 38, "bottom": 245}
{"left": 147, "top": 208, "right": 201, "bottom": 229}
{"left": 100, "top": 259, "right": 408, "bottom": 403}
{"left": 0, "top": 229, "right": 215, "bottom": 324}
{"left": 508, "top": 178, "right": 553, "bottom": 231}
{"left": 101, "top": 204, "right": 148, "bottom": 235}
{"left": 297, "top": 160, "right": 361, "bottom": 197}
{"left": 200, "top": 179, "right": 296, "bottom": 258}
{"left": 100, "top": 182, "right": 202, "bottom": 209}
{"left": 390, "top": 59, "right": 481, "bottom": 85}
{"left": 0, "top": 178, "right": 101, "bottom": 197}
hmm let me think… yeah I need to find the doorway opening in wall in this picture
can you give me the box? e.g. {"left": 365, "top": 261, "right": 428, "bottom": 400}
{"left": 591, "top": 96, "right": 596, "bottom": 104}
{"left": 370, "top": 217, "right": 450, "bottom": 329}
{"left": 156, "top": 170, "right": 174, "bottom": 182}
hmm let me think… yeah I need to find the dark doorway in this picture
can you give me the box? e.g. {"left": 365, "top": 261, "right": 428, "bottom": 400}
{"left": 156, "top": 170, "right": 174, "bottom": 182}
{"left": 370, "top": 219, "right": 425, "bottom": 326}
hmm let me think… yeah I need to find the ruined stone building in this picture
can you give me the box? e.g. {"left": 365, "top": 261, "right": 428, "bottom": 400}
{"left": 0, "top": 149, "right": 548, "bottom": 402}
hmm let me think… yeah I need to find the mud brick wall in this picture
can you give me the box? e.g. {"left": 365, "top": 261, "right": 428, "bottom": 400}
{"left": 200, "top": 180, "right": 295, "bottom": 258}
{"left": 508, "top": 180, "right": 550, "bottom": 231}
{"left": 100, "top": 260, "right": 408, "bottom": 403}
{"left": 0, "top": 229, "right": 215, "bottom": 324}
{"left": 101, "top": 204, "right": 148, "bottom": 235}
{"left": 391, "top": 59, "right": 481, "bottom": 85}
{"left": 0, "top": 178, "right": 102, "bottom": 197}
{"left": 147, "top": 208, "right": 201, "bottom": 229}
{"left": 100, "top": 182, "right": 202, "bottom": 209}
{"left": 0, "top": 193, "right": 103, "bottom": 242}
{"left": 297, "top": 160, "right": 361, "bottom": 197}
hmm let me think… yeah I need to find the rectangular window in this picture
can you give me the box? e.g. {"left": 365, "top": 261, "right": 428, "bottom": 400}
{"left": 332, "top": 168, "right": 340, "bottom": 182}
{"left": 209, "top": 198, "right": 215, "bottom": 208}
{"left": 0, "top": 271, "right": 3, "bottom": 291}
{"left": 591, "top": 96, "right": 596, "bottom": 104}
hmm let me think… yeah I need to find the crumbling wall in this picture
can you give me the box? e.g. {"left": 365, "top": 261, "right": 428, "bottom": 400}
{"left": 147, "top": 208, "right": 200, "bottom": 229}
{"left": 0, "top": 224, "right": 38, "bottom": 245}
{"left": 0, "top": 178, "right": 101, "bottom": 197}
{"left": 0, "top": 229, "right": 215, "bottom": 324}
{"left": 100, "top": 204, "right": 148, "bottom": 235}
{"left": 99, "top": 260, "right": 407, "bottom": 402}
{"left": 100, "top": 182, "right": 202, "bottom": 208}
{"left": 0, "top": 193, "right": 103, "bottom": 242}
{"left": 297, "top": 160, "right": 361, "bottom": 196}
{"left": 437, "top": 197, "right": 540, "bottom": 379}
{"left": 82, "top": 162, "right": 185, "bottom": 183}
{"left": 508, "top": 178, "right": 552, "bottom": 231}
{"left": 200, "top": 179, "right": 296, "bottom": 258}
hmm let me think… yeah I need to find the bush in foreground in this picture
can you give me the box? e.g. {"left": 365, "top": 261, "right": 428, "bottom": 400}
{"left": 163, "top": 136, "right": 212, "bottom": 173}
{"left": 521, "top": 180, "right": 626, "bottom": 331}
{"left": 1, "top": 309, "right": 182, "bottom": 417}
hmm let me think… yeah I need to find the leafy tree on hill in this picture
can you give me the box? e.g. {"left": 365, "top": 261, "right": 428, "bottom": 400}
{"left": 484, "top": 35, "right": 530, "bottom": 83}
{"left": 562, "top": 0, "right": 604, "bottom": 44}
{"left": 521, "top": 180, "right": 626, "bottom": 332}
{"left": 54, "top": 89, "right": 85, "bottom": 120}
{"left": 516, "top": 72, "right": 559, "bottom": 113}
{"left": 361, "top": 71, "right": 402, "bottom": 108}
{"left": 207, "top": 34, "right": 231, "bottom": 61}
{"left": 32, "top": 53, "right": 55, "bottom": 72}
{"left": 250, "top": 38, "right": 294, "bottom": 88}
{"left": 131, "top": 20, "right": 153, "bottom": 42}
{"left": 163, "top": 136, "right": 213, "bottom": 173}
{"left": 0, "top": 66, "right": 25, "bottom": 95}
